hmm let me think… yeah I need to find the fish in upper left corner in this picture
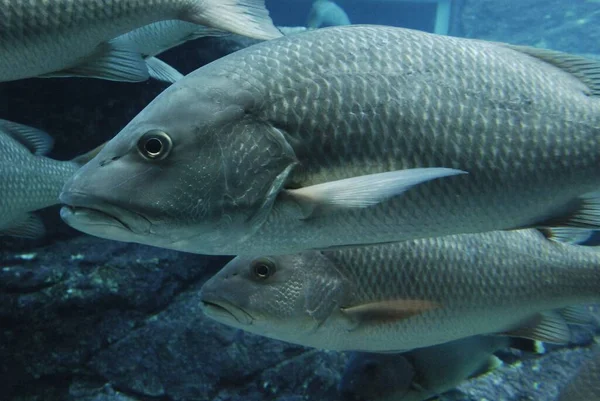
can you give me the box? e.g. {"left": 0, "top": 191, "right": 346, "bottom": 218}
{"left": 307, "top": 0, "right": 351, "bottom": 29}
{"left": 556, "top": 344, "right": 600, "bottom": 401}
{"left": 0, "top": 119, "right": 98, "bottom": 238}
{"left": 0, "top": 0, "right": 281, "bottom": 83}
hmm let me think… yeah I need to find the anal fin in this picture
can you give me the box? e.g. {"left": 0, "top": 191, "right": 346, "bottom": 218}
{"left": 40, "top": 41, "right": 149, "bottom": 82}
{"left": 535, "top": 192, "right": 600, "bottom": 231}
{"left": 1, "top": 214, "right": 45, "bottom": 239}
{"left": 499, "top": 311, "right": 571, "bottom": 344}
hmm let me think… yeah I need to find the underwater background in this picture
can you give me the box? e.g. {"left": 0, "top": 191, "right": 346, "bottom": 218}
{"left": 1, "top": 0, "right": 600, "bottom": 400}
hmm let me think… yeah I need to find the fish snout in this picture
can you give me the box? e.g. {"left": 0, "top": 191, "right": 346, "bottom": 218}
{"left": 199, "top": 287, "right": 253, "bottom": 326}
{"left": 59, "top": 190, "right": 152, "bottom": 241}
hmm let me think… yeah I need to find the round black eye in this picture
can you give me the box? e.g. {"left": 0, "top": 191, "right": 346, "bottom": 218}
{"left": 251, "top": 259, "right": 276, "bottom": 279}
{"left": 137, "top": 130, "right": 172, "bottom": 160}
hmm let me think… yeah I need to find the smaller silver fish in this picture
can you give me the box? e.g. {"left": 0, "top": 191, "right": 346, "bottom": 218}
{"left": 0, "top": 120, "right": 90, "bottom": 238}
{"left": 112, "top": 21, "right": 228, "bottom": 83}
{"left": 307, "top": 0, "right": 351, "bottom": 28}
{"left": 557, "top": 344, "right": 600, "bottom": 401}
{"left": 339, "top": 336, "right": 534, "bottom": 401}
{"left": 200, "top": 229, "right": 600, "bottom": 352}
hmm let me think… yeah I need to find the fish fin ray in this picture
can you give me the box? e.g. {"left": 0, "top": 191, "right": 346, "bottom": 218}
{"left": 0, "top": 119, "right": 53, "bottom": 155}
{"left": 185, "top": 0, "right": 282, "bottom": 40}
{"left": 499, "top": 311, "right": 571, "bottom": 344}
{"left": 504, "top": 45, "right": 600, "bottom": 96}
{"left": 534, "top": 192, "right": 600, "bottom": 231}
{"left": 340, "top": 299, "right": 440, "bottom": 324}
{"left": 558, "top": 305, "right": 598, "bottom": 326}
{"left": 538, "top": 227, "right": 596, "bottom": 244}
{"left": 145, "top": 57, "right": 184, "bottom": 83}
{"left": 1, "top": 214, "right": 45, "bottom": 239}
{"left": 285, "top": 168, "right": 467, "bottom": 220}
{"left": 41, "top": 42, "right": 149, "bottom": 82}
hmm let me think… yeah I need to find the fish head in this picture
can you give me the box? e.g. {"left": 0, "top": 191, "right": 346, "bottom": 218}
{"left": 59, "top": 74, "right": 297, "bottom": 253}
{"left": 200, "top": 251, "right": 353, "bottom": 346}
{"left": 339, "top": 353, "right": 414, "bottom": 401}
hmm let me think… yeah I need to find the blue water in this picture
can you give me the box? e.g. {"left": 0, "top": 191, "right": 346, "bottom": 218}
{"left": 266, "top": 0, "right": 437, "bottom": 32}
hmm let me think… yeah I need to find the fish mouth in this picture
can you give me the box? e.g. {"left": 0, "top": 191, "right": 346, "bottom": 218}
{"left": 200, "top": 295, "right": 253, "bottom": 326}
{"left": 59, "top": 191, "right": 151, "bottom": 239}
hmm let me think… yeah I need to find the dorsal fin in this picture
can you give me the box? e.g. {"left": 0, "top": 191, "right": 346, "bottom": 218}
{"left": 0, "top": 119, "right": 54, "bottom": 155}
{"left": 504, "top": 45, "right": 600, "bottom": 96}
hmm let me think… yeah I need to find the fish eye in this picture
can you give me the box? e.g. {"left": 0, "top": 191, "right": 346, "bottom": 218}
{"left": 251, "top": 258, "right": 276, "bottom": 280}
{"left": 137, "top": 130, "right": 172, "bottom": 160}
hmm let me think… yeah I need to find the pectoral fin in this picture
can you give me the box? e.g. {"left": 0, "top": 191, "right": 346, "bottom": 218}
{"left": 285, "top": 168, "right": 467, "bottom": 220}
{"left": 341, "top": 299, "right": 441, "bottom": 324}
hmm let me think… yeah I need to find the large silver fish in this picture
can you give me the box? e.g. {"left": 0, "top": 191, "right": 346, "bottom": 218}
{"left": 0, "top": 0, "right": 281, "bottom": 82}
{"left": 557, "top": 344, "right": 600, "bottom": 401}
{"left": 199, "top": 229, "right": 600, "bottom": 351}
{"left": 339, "top": 336, "right": 532, "bottom": 401}
{"left": 0, "top": 120, "right": 88, "bottom": 238}
{"left": 59, "top": 25, "right": 600, "bottom": 256}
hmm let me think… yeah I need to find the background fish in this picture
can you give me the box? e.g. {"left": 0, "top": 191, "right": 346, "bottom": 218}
{"left": 339, "top": 336, "right": 534, "bottom": 401}
{"left": 0, "top": 120, "right": 89, "bottom": 238}
{"left": 200, "top": 229, "right": 600, "bottom": 351}
{"left": 59, "top": 25, "right": 600, "bottom": 256}
{"left": 557, "top": 344, "right": 600, "bottom": 401}
{"left": 112, "top": 21, "right": 229, "bottom": 83}
{"left": 307, "top": 0, "right": 351, "bottom": 29}
{"left": 0, "top": 0, "right": 281, "bottom": 83}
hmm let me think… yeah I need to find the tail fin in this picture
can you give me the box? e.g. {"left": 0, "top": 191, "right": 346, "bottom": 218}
{"left": 0, "top": 119, "right": 53, "bottom": 156}
{"left": 185, "top": 0, "right": 282, "bottom": 40}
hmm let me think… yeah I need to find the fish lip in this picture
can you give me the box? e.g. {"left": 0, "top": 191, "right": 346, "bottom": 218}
{"left": 200, "top": 295, "right": 254, "bottom": 326}
{"left": 59, "top": 191, "right": 151, "bottom": 234}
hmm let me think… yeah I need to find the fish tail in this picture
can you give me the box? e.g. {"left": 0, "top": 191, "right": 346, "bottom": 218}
{"left": 184, "top": 0, "right": 282, "bottom": 40}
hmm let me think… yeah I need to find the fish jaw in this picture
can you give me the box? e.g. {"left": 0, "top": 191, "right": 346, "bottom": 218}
{"left": 59, "top": 191, "right": 152, "bottom": 243}
{"left": 199, "top": 291, "right": 254, "bottom": 327}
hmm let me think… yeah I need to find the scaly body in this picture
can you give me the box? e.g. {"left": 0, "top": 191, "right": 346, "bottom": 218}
{"left": 60, "top": 25, "right": 600, "bottom": 255}
{"left": 0, "top": 120, "right": 80, "bottom": 237}
{"left": 0, "top": 0, "right": 280, "bottom": 82}
{"left": 200, "top": 230, "right": 600, "bottom": 351}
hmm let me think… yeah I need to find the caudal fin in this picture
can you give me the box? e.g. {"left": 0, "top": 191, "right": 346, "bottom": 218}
{"left": 186, "top": 0, "right": 282, "bottom": 40}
